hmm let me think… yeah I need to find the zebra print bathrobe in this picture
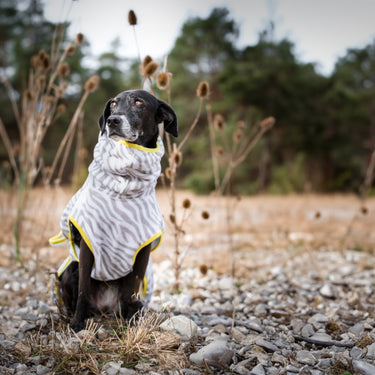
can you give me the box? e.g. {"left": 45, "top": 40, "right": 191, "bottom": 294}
{"left": 50, "top": 133, "right": 165, "bottom": 303}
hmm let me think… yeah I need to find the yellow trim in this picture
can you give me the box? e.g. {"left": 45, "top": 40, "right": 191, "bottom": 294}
{"left": 132, "top": 230, "right": 163, "bottom": 264}
{"left": 117, "top": 139, "right": 161, "bottom": 153}
{"left": 142, "top": 276, "right": 148, "bottom": 296}
{"left": 68, "top": 215, "right": 95, "bottom": 261}
{"left": 49, "top": 231, "right": 67, "bottom": 246}
{"left": 57, "top": 256, "right": 72, "bottom": 277}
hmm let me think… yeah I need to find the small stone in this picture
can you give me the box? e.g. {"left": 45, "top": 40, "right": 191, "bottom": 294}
{"left": 309, "top": 332, "right": 332, "bottom": 342}
{"left": 353, "top": 359, "right": 375, "bottom": 375}
{"left": 349, "top": 322, "right": 365, "bottom": 337}
{"left": 0, "top": 340, "right": 16, "bottom": 349}
{"left": 36, "top": 365, "right": 51, "bottom": 375}
{"left": 15, "top": 341, "right": 31, "bottom": 357}
{"left": 38, "top": 302, "right": 51, "bottom": 313}
{"left": 301, "top": 324, "right": 314, "bottom": 337}
{"left": 189, "top": 337, "right": 234, "bottom": 368}
{"left": 255, "top": 338, "right": 279, "bottom": 353}
{"left": 366, "top": 342, "right": 375, "bottom": 359}
{"left": 319, "top": 284, "right": 337, "bottom": 299}
{"left": 296, "top": 350, "right": 317, "bottom": 366}
{"left": 250, "top": 363, "right": 265, "bottom": 375}
{"left": 160, "top": 315, "right": 198, "bottom": 339}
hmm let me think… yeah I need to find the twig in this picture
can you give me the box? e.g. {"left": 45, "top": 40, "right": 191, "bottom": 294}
{"left": 293, "top": 334, "right": 354, "bottom": 348}
{"left": 0, "top": 117, "right": 20, "bottom": 182}
{"left": 177, "top": 98, "right": 203, "bottom": 152}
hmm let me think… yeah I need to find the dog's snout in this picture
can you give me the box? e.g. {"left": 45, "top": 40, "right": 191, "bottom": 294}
{"left": 107, "top": 115, "right": 121, "bottom": 128}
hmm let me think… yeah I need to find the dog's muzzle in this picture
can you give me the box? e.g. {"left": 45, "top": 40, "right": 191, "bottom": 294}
{"left": 107, "top": 115, "right": 139, "bottom": 141}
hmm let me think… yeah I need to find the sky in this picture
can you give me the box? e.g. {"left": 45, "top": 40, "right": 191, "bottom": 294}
{"left": 44, "top": 0, "right": 375, "bottom": 76}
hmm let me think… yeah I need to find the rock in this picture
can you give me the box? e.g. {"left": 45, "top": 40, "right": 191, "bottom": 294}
{"left": 301, "top": 324, "right": 314, "bottom": 337}
{"left": 250, "top": 363, "right": 265, "bottom": 375}
{"left": 366, "top": 342, "right": 375, "bottom": 359}
{"left": 160, "top": 315, "right": 198, "bottom": 339}
{"left": 255, "top": 338, "right": 279, "bottom": 353}
{"left": 349, "top": 322, "right": 365, "bottom": 337}
{"left": 296, "top": 350, "right": 317, "bottom": 366}
{"left": 36, "top": 365, "right": 51, "bottom": 375}
{"left": 353, "top": 360, "right": 375, "bottom": 375}
{"left": 189, "top": 337, "right": 234, "bottom": 368}
{"left": 319, "top": 284, "right": 338, "bottom": 299}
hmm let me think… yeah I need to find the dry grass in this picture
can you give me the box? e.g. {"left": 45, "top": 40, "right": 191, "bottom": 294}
{"left": 0, "top": 187, "right": 374, "bottom": 275}
{"left": 19, "top": 311, "right": 188, "bottom": 374}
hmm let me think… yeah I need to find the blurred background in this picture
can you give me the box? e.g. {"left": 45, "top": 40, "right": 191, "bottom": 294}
{"left": 1, "top": 0, "right": 375, "bottom": 195}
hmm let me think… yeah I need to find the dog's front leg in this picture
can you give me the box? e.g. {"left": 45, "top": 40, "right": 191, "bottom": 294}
{"left": 70, "top": 239, "right": 94, "bottom": 332}
{"left": 120, "top": 244, "right": 151, "bottom": 319}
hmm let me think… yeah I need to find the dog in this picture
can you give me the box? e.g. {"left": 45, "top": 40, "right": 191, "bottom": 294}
{"left": 50, "top": 89, "right": 177, "bottom": 332}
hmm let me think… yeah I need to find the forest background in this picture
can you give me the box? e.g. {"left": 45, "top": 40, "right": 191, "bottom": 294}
{"left": 1, "top": 0, "right": 375, "bottom": 196}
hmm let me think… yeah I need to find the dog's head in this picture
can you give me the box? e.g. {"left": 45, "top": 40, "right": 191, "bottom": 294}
{"left": 98, "top": 90, "right": 178, "bottom": 147}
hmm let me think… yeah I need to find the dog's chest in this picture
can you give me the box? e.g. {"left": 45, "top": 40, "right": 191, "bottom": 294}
{"left": 93, "top": 283, "right": 120, "bottom": 313}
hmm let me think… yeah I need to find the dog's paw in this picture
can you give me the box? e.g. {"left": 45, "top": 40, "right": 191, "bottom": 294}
{"left": 121, "top": 299, "right": 144, "bottom": 321}
{"left": 70, "top": 319, "right": 85, "bottom": 333}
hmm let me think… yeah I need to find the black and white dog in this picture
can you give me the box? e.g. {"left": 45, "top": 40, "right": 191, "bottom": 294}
{"left": 50, "top": 90, "right": 177, "bottom": 332}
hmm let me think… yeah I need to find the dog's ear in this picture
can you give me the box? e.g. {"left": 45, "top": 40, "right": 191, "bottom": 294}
{"left": 98, "top": 100, "right": 112, "bottom": 135}
{"left": 156, "top": 101, "right": 178, "bottom": 137}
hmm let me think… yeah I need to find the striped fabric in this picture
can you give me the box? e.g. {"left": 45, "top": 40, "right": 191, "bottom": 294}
{"left": 50, "top": 133, "right": 165, "bottom": 302}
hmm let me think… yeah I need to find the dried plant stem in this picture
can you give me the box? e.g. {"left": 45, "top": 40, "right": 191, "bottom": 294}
{"left": 361, "top": 147, "right": 375, "bottom": 199}
{"left": 206, "top": 104, "right": 220, "bottom": 191}
{"left": 177, "top": 98, "right": 203, "bottom": 152}
{"left": 132, "top": 26, "right": 142, "bottom": 64}
{"left": 0, "top": 117, "right": 19, "bottom": 183}
{"left": 218, "top": 125, "right": 269, "bottom": 195}
{"left": 46, "top": 89, "right": 90, "bottom": 185}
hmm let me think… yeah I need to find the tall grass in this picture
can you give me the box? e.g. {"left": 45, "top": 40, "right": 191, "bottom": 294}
{"left": 0, "top": 24, "right": 99, "bottom": 262}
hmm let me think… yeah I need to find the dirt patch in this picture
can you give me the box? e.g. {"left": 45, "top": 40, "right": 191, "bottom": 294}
{"left": 0, "top": 188, "right": 373, "bottom": 276}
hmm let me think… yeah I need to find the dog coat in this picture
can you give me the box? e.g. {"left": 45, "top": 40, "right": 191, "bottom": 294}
{"left": 50, "top": 133, "right": 165, "bottom": 301}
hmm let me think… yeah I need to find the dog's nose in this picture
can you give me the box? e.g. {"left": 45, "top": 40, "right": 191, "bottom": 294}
{"left": 107, "top": 115, "right": 122, "bottom": 128}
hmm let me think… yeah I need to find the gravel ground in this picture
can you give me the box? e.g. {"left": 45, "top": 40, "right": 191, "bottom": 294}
{"left": 0, "top": 246, "right": 375, "bottom": 374}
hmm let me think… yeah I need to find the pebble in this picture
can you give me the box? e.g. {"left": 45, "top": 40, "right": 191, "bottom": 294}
{"left": 159, "top": 315, "right": 198, "bottom": 339}
{"left": 0, "top": 248, "right": 374, "bottom": 374}
{"left": 189, "top": 336, "right": 234, "bottom": 368}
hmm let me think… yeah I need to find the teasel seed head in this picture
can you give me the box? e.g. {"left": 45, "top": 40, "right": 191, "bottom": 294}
{"left": 37, "top": 75, "right": 46, "bottom": 90}
{"left": 165, "top": 167, "right": 172, "bottom": 179}
{"left": 57, "top": 104, "right": 66, "bottom": 114}
{"left": 84, "top": 75, "right": 100, "bottom": 93}
{"left": 171, "top": 150, "right": 183, "bottom": 166}
{"left": 156, "top": 72, "right": 170, "bottom": 90}
{"left": 260, "top": 116, "right": 275, "bottom": 130}
{"left": 37, "top": 50, "right": 50, "bottom": 70}
{"left": 58, "top": 62, "right": 70, "bottom": 78}
{"left": 76, "top": 33, "right": 84, "bottom": 45}
{"left": 360, "top": 206, "right": 368, "bottom": 215}
{"left": 216, "top": 146, "right": 224, "bottom": 156}
{"left": 237, "top": 120, "right": 246, "bottom": 129}
{"left": 65, "top": 43, "right": 76, "bottom": 55}
{"left": 143, "top": 61, "right": 159, "bottom": 78}
{"left": 128, "top": 10, "right": 137, "bottom": 26}
{"left": 55, "top": 82, "right": 69, "bottom": 98}
{"left": 24, "top": 90, "right": 34, "bottom": 102}
{"left": 201, "top": 211, "right": 210, "bottom": 220}
{"left": 213, "top": 114, "right": 225, "bottom": 130}
{"left": 233, "top": 128, "right": 244, "bottom": 144}
{"left": 199, "top": 264, "right": 208, "bottom": 275}
{"left": 196, "top": 81, "right": 210, "bottom": 99}
{"left": 182, "top": 198, "right": 191, "bottom": 209}
{"left": 42, "top": 96, "right": 54, "bottom": 105}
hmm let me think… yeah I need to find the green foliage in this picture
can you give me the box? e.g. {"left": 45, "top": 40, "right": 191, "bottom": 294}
{"left": 269, "top": 153, "right": 306, "bottom": 194}
{"left": 1, "top": 3, "right": 375, "bottom": 194}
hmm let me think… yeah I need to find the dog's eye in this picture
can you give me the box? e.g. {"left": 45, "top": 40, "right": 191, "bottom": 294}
{"left": 110, "top": 101, "right": 117, "bottom": 110}
{"left": 135, "top": 100, "right": 142, "bottom": 106}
